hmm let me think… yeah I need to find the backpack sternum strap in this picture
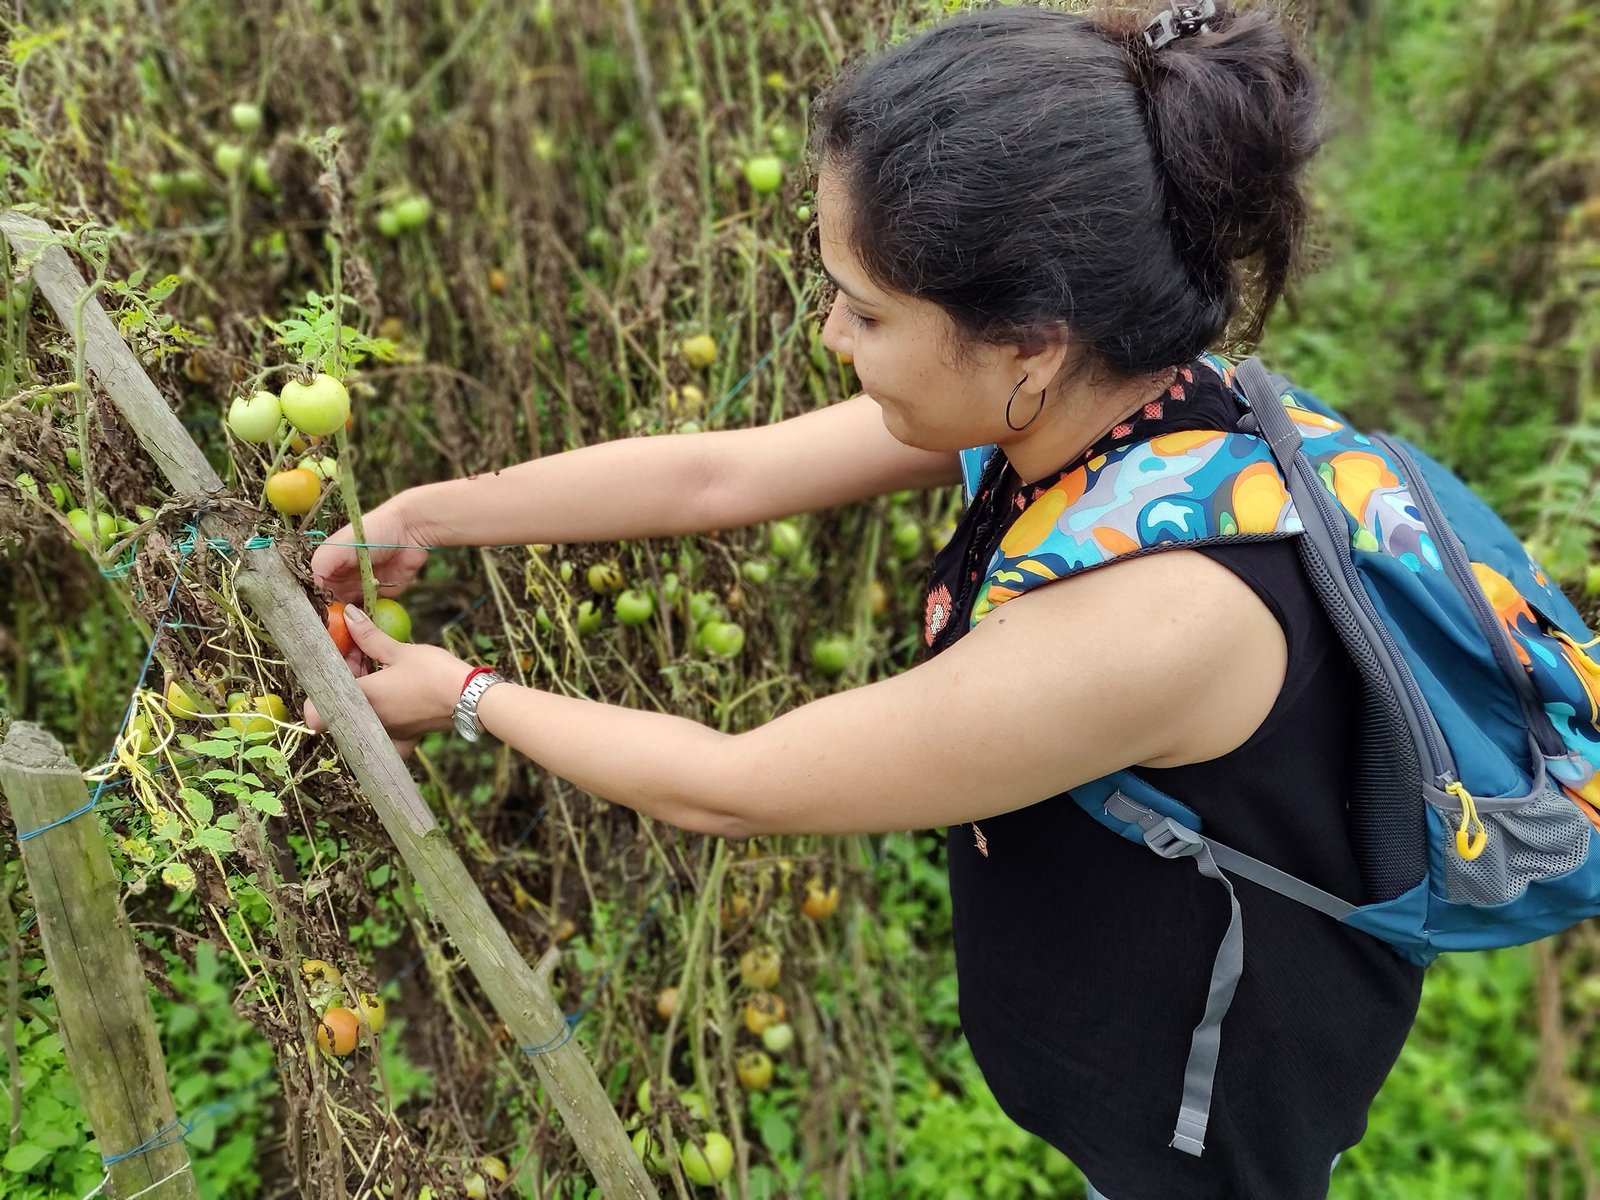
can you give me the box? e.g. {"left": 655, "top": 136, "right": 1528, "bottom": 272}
{"left": 1103, "top": 790, "right": 1358, "bottom": 1158}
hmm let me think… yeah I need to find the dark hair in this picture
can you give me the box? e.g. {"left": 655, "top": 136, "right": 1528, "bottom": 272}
{"left": 807, "top": 2, "right": 1322, "bottom": 374}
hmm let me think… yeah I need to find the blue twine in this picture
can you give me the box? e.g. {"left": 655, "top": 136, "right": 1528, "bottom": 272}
{"left": 520, "top": 897, "right": 662, "bottom": 1058}
{"left": 99, "top": 1066, "right": 278, "bottom": 1166}
{"left": 16, "top": 565, "right": 186, "bottom": 842}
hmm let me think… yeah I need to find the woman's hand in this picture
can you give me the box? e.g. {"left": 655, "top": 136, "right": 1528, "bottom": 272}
{"left": 311, "top": 496, "right": 433, "bottom": 603}
{"left": 302, "top": 604, "right": 473, "bottom": 754}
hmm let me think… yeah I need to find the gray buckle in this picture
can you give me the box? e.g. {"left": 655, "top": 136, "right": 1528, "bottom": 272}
{"left": 1142, "top": 1, "right": 1217, "bottom": 50}
{"left": 1143, "top": 817, "right": 1204, "bottom": 859}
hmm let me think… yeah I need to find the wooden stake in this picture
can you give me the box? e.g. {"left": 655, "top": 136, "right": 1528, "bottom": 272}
{"left": 0, "top": 722, "right": 200, "bottom": 1200}
{"left": 1, "top": 210, "right": 658, "bottom": 1200}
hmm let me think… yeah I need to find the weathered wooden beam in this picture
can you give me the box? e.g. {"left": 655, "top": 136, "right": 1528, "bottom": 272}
{"left": 1, "top": 209, "right": 657, "bottom": 1199}
{"left": 0, "top": 722, "right": 200, "bottom": 1200}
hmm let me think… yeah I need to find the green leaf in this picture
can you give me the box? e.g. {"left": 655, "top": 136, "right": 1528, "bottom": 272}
{"left": 147, "top": 274, "right": 180, "bottom": 304}
{"left": 187, "top": 739, "right": 238, "bottom": 757}
{"left": 3, "top": 1143, "right": 50, "bottom": 1173}
{"left": 179, "top": 788, "right": 213, "bottom": 825}
{"left": 191, "top": 826, "right": 235, "bottom": 854}
{"left": 248, "top": 793, "right": 284, "bottom": 817}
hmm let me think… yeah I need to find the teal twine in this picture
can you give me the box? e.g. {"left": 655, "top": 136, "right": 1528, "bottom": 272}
{"left": 16, "top": 564, "right": 186, "bottom": 842}
{"left": 520, "top": 897, "right": 663, "bottom": 1058}
{"left": 99, "top": 1066, "right": 278, "bottom": 1166}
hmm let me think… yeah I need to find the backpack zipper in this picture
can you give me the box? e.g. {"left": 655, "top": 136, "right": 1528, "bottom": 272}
{"left": 1372, "top": 433, "right": 1565, "bottom": 761}
{"left": 1284, "top": 432, "right": 1455, "bottom": 787}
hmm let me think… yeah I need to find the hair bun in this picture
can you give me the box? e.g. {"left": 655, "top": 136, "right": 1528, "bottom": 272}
{"left": 1119, "top": 4, "right": 1322, "bottom": 339}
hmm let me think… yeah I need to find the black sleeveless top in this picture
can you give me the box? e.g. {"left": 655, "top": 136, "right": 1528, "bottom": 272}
{"left": 922, "top": 362, "right": 1425, "bottom": 1199}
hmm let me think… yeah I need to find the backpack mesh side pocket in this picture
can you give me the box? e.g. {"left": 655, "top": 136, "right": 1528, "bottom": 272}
{"left": 1296, "top": 534, "right": 1427, "bottom": 903}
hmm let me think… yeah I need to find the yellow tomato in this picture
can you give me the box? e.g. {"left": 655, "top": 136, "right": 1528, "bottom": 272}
{"left": 355, "top": 992, "right": 387, "bottom": 1034}
{"left": 264, "top": 467, "right": 321, "bottom": 516}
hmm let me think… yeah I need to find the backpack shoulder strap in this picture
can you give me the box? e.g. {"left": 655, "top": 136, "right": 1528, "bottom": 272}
{"left": 967, "top": 414, "right": 1303, "bottom": 631}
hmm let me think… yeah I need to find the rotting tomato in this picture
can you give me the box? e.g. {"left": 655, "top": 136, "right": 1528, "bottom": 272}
{"left": 736, "top": 1049, "right": 774, "bottom": 1091}
{"left": 738, "top": 944, "right": 781, "bottom": 990}
{"left": 801, "top": 876, "right": 841, "bottom": 920}
{"left": 587, "top": 560, "right": 625, "bottom": 595}
{"left": 355, "top": 991, "right": 386, "bottom": 1034}
{"left": 743, "top": 991, "right": 786, "bottom": 1036}
{"left": 315, "top": 1006, "right": 361, "bottom": 1056}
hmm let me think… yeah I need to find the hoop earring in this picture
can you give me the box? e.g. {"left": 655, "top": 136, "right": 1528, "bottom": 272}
{"left": 1005, "top": 379, "right": 1045, "bottom": 432}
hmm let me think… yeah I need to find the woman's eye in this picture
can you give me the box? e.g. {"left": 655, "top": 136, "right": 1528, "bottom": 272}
{"left": 844, "top": 306, "right": 875, "bottom": 329}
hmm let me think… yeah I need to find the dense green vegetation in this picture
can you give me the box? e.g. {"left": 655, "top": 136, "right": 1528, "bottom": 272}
{"left": 1, "top": 1, "right": 1596, "bottom": 1197}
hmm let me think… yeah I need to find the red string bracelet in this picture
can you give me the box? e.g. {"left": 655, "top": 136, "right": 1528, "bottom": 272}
{"left": 459, "top": 665, "right": 495, "bottom": 698}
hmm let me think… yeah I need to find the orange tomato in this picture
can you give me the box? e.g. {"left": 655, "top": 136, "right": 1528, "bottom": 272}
{"left": 316, "top": 1006, "right": 361, "bottom": 1056}
{"left": 326, "top": 602, "right": 354, "bottom": 655}
{"left": 264, "top": 467, "right": 321, "bottom": 516}
{"left": 656, "top": 986, "right": 679, "bottom": 1022}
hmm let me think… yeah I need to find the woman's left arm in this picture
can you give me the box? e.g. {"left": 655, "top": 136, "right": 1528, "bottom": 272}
{"left": 305, "top": 550, "right": 1288, "bottom": 838}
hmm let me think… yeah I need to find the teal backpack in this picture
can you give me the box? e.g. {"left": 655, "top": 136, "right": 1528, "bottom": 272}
{"left": 955, "top": 354, "right": 1600, "bottom": 1157}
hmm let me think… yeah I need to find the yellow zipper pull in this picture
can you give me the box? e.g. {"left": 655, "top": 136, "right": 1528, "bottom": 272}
{"left": 1445, "top": 780, "right": 1488, "bottom": 860}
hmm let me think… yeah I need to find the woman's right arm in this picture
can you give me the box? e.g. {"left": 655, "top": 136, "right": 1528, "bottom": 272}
{"left": 314, "top": 393, "right": 960, "bottom": 598}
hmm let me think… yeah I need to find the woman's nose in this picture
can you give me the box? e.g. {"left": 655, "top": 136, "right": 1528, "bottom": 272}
{"left": 820, "top": 293, "right": 852, "bottom": 359}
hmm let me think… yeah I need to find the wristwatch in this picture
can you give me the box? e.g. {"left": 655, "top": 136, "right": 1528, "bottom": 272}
{"left": 453, "top": 669, "right": 505, "bottom": 743}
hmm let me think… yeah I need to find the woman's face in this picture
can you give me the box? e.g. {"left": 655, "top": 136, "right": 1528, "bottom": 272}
{"left": 817, "top": 164, "right": 1032, "bottom": 455}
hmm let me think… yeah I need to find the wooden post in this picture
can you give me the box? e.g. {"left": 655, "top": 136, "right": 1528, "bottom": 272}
{"left": 1, "top": 210, "right": 659, "bottom": 1200}
{"left": 0, "top": 722, "right": 200, "bottom": 1200}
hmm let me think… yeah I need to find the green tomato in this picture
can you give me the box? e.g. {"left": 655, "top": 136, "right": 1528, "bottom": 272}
{"left": 48, "top": 483, "right": 70, "bottom": 509}
{"left": 686, "top": 589, "right": 722, "bottom": 628}
{"left": 371, "top": 598, "right": 412, "bottom": 642}
{"left": 298, "top": 454, "right": 339, "bottom": 481}
{"left": 810, "top": 634, "right": 852, "bottom": 677}
{"left": 249, "top": 155, "right": 273, "bottom": 194}
{"left": 559, "top": 560, "right": 576, "bottom": 583}
{"left": 149, "top": 170, "right": 177, "bottom": 197}
{"left": 535, "top": 604, "right": 554, "bottom": 635}
{"left": 891, "top": 520, "right": 924, "bottom": 561}
{"left": 213, "top": 142, "right": 245, "bottom": 174}
{"left": 393, "top": 194, "right": 432, "bottom": 230}
{"left": 229, "top": 102, "right": 263, "bottom": 133}
{"left": 15, "top": 473, "right": 37, "bottom": 497}
{"left": 173, "top": 168, "right": 207, "bottom": 196}
{"left": 575, "top": 599, "right": 603, "bottom": 637}
{"left": 227, "top": 390, "right": 282, "bottom": 442}
{"left": 615, "top": 589, "right": 655, "bottom": 626}
{"left": 761, "top": 1021, "right": 795, "bottom": 1054}
{"left": 679, "top": 1132, "right": 733, "bottom": 1186}
{"left": 660, "top": 572, "right": 682, "bottom": 606}
{"left": 64, "top": 446, "right": 82, "bottom": 471}
{"left": 769, "top": 519, "right": 804, "bottom": 561}
{"left": 740, "top": 559, "right": 772, "bottom": 585}
{"left": 794, "top": 204, "right": 812, "bottom": 223}
{"left": 376, "top": 208, "right": 401, "bottom": 238}
{"left": 698, "top": 621, "right": 745, "bottom": 658}
{"left": 742, "top": 155, "right": 784, "bottom": 195}
{"left": 280, "top": 373, "right": 350, "bottom": 436}
{"left": 631, "top": 1127, "right": 672, "bottom": 1174}
{"left": 66, "top": 508, "right": 116, "bottom": 548}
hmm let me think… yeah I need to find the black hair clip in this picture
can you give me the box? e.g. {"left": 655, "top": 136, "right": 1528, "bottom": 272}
{"left": 1142, "top": 0, "right": 1217, "bottom": 50}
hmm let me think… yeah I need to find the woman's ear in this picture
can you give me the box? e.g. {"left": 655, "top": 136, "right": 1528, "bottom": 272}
{"left": 1014, "top": 325, "right": 1073, "bottom": 395}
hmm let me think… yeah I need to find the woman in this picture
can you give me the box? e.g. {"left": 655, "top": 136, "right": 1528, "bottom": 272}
{"left": 307, "top": 4, "right": 1424, "bottom": 1196}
